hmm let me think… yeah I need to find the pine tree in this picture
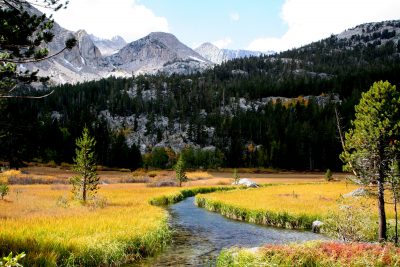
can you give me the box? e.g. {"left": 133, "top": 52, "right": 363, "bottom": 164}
{"left": 0, "top": 0, "right": 76, "bottom": 98}
{"left": 341, "top": 81, "right": 400, "bottom": 242}
{"left": 71, "top": 127, "right": 99, "bottom": 202}
{"left": 175, "top": 155, "right": 188, "bottom": 187}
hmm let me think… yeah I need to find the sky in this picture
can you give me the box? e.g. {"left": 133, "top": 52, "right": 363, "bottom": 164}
{"left": 40, "top": 0, "right": 400, "bottom": 52}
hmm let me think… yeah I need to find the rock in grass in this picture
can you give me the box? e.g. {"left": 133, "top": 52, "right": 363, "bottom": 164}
{"left": 312, "top": 220, "right": 324, "bottom": 233}
{"left": 232, "top": 178, "right": 259, "bottom": 188}
{"left": 343, "top": 187, "right": 370, "bottom": 198}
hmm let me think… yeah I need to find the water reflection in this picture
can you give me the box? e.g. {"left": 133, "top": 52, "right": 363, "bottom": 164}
{"left": 133, "top": 197, "right": 326, "bottom": 266}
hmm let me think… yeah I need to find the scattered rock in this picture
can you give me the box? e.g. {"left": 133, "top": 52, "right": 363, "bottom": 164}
{"left": 312, "top": 220, "right": 324, "bottom": 233}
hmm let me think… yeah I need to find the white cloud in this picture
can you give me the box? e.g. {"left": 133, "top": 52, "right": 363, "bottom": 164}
{"left": 39, "top": 0, "right": 169, "bottom": 42}
{"left": 212, "top": 38, "right": 232, "bottom": 49}
{"left": 230, "top": 12, "right": 240, "bottom": 22}
{"left": 248, "top": 0, "right": 400, "bottom": 52}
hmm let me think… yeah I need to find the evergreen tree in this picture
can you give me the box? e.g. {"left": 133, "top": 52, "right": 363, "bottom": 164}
{"left": 341, "top": 81, "right": 400, "bottom": 242}
{"left": 71, "top": 127, "right": 99, "bottom": 202}
{"left": 175, "top": 155, "right": 188, "bottom": 187}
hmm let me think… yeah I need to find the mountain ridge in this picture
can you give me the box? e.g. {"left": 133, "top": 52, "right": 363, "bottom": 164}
{"left": 19, "top": 5, "right": 400, "bottom": 85}
{"left": 195, "top": 42, "right": 272, "bottom": 64}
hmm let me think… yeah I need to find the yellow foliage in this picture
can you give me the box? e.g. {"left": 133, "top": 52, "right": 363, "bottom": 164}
{"left": 200, "top": 183, "right": 395, "bottom": 219}
{"left": 0, "top": 184, "right": 183, "bottom": 264}
{"left": 186, "top": 171, "right": 213, "bottom": 180}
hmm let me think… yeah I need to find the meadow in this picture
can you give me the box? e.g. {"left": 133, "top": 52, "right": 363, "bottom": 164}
{"left": 195, "top": 182, "right": 396, "bottom": 229}
{"left": 1, "top": 166, "right": 388, "bottom": 266}
{"left": 0, "top": 166, "right": 246, "bottom": 266}
{"left": 0, "top": 183, "right": 184, "bottom": 266}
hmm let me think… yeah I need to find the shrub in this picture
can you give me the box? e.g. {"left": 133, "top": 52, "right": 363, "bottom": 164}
{"left": 0, "top": 184, "right": 9, "bottom": 200}
{"left": 217, "top": 242, "right": 400, "bottom": 267}
{"left": 0, "top": 252, "right": 26, "bottom": 267}
{"left": 56, "top": 196, "right": 70, "bottom": 208}
{"left": 325, "top": 169, "right": 333, "bottom": 181}
{"left": 324, "top": 200, "right": 378, "bottom": 241}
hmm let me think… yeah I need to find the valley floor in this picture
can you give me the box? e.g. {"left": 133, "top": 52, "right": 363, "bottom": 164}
{"left": 0, "top": 166, "right": 396, "bottom": 266}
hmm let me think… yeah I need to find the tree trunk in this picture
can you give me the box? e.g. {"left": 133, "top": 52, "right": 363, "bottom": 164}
{"left": 83, "top": 174, "right": 87, "bottom": 202}
{"left": 395, "top": 192, "right": 398, "bottom": 244}
{"left": 377, "top": 178, "right": 387, "bottom": 242}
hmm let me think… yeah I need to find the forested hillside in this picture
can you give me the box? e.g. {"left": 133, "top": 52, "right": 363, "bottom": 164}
{"left": 1, "top": 20, "right": 400, "bottom": 171}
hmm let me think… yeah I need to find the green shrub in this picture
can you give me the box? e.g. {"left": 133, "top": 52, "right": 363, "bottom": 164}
{"left": 0, "top": 252, "right": 26, "bottom": 267}
{"left": 325, "top": 169, "right": 333, "bottom": 181}
{"left": 324, "top": 200, "right": 378, "bottom": 241}
{"left": 0, "top": 184, "right": 9, "bottom": 200}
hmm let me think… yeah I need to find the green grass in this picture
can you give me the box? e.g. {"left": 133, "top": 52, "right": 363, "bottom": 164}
{"left": 195, "top": 195, "right": 316, "bottom": 229}
{"left": 149, "top": 186, "right": 236, "bottom": 206}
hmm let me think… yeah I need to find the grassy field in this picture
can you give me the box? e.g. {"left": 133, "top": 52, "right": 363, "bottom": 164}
{"left": 195, "top": 182, "right": 396, "bottom": 229}
{"left": 0, "top": 183, "right": 187, "bottom": 266}
{"left": 1, "top": 167, "right": 377, "bottom": 266}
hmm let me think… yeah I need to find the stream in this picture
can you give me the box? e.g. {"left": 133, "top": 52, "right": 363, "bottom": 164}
{"left": 134, "top": 197, "right": 326, "bottom": 266}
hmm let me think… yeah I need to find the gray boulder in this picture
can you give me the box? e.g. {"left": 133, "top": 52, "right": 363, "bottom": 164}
{"left": 232, "top": 178, "right": 259, "bottom": 188}
{"left": 312, "top": 220, "right": 324, "bottom": 233}
{"left": 343, "top": 187, "right": 370, "bottom": 198}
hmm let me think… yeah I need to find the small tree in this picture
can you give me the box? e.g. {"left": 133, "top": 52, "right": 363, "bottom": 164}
{"left": 70, "top": 127, "right": 99, "bottom": 202}
{"left": 0, "top": 184, "right": 9, "bottom": 200}
{"left": 233, "top": 168, "right": 240, "bottom": 184}
{"left": 175, "top": 155, "right": 188, "bottom": 187}
{"left": 324, "top": 169, "right": 333, "bottom": 181}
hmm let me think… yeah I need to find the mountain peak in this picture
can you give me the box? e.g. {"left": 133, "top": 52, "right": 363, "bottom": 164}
{"left": 195, "top": 42, "right": 267, "bottom": 64}
{"left": 196, "top": 42, "right": 219, "bottom": 50}
{"left": 106, "top": 32, "right": 211, "bottom": 75}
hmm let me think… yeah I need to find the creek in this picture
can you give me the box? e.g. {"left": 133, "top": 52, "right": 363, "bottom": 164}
{"left": 134, "top": 197, "right": 326, "bottom": 266}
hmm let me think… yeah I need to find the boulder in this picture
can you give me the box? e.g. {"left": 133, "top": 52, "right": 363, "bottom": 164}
{"left": 343, "top": 187, "right": 370, "bottom": 198}
{"left": 232, "top": 178, "right": 259, "bottom": 188}
{"left": 312, "top": 220, "right": 324, "bottom": 233}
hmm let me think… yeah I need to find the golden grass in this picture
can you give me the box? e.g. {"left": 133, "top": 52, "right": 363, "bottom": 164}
{"left": 0, "top": 184, "right": 183, "bottom": 265}
{"left": 186, "top": 171, "right": 213, "bottom": 180}
{"left": 198, "top": 183, "right": 396, "bottom": 219}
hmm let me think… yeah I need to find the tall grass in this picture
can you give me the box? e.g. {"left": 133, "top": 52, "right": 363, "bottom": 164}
{"left": 217, "top": 241, "right": 400, "bottom": 267}
{"left": 0, "top": 184, "right": 237, "bottom": 266}
{"left": 195, "top": 195, "right": 316, "bottom": 229}
{"left": 0, "top": 184, "right": 181, "bottom": 266}
{"left": 195, "top": 183, "right": 396, "bottom": 230}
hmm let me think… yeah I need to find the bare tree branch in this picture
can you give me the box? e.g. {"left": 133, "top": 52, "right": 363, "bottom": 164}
{"left": 0, "top": 89, "right": 54, "bottom": 98}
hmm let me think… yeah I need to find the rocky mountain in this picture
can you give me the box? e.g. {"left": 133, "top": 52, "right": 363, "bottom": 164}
{"left": 89, "top": 35, "right": 127, "bottom": 56}
{"left": 21, "top": 6, "right": 108, "bottom": 85}
{"left": 105, "top": 32, "right": 212, "bottom": 76}
{"left": 21, "top": 3, "right": 400, "bottom": 86}
{"left": 195, "top": 42, "right": 271, "bottom": 64}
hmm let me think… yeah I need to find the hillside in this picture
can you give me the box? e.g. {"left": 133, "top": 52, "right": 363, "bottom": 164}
{"left": 2, "top": 20, "right": 400, "bottom": 171}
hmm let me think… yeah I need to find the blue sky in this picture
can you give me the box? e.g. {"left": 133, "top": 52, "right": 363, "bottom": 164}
{"left": 140, "top": 0, "right": 287, "bottom": 49}
{"left": 43, "top": 0, "right": 400, "bottom": 52}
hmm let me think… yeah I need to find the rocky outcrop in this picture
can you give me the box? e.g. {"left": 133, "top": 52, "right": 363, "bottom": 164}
{"left": 195, "top": 42, "right": 271, "bottom": 64}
